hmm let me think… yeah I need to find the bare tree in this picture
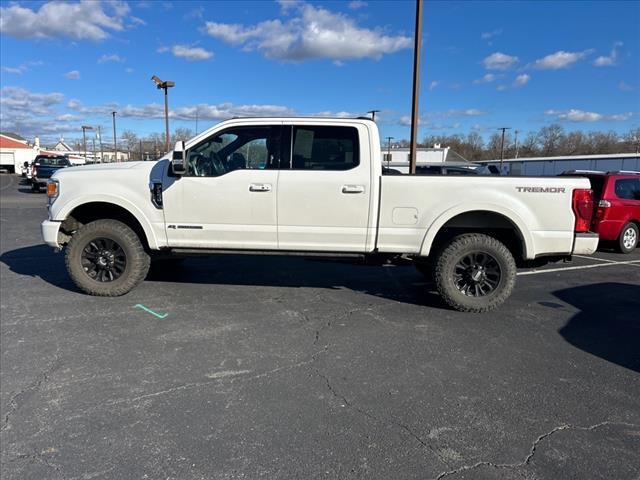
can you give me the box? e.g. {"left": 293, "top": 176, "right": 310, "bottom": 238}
{"left": 537, "top": 124, "right": 565, "bottom": 156}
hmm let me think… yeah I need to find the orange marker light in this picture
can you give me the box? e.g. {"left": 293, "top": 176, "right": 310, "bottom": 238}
{"left": 47, "top": 181, "right": 58, "bottom": 198}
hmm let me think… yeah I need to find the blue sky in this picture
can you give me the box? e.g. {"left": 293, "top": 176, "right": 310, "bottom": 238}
{"left": 1, "top": 0, "right": 639, "bottom": 145}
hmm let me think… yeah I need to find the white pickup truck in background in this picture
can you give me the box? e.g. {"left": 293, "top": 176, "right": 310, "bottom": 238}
{"left": 42, "top": 117, "right": 598, "bottom": 311}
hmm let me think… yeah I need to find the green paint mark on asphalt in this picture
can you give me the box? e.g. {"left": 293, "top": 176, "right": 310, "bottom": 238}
{"left": 134, "top": 304, "right": 168, "bottom": 319}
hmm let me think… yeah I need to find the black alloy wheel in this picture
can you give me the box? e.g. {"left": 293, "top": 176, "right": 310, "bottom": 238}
{"left": 453, "top": 251, "right": 502, "bottom": 297}
{"left": 81, "top": 237, "right": 127, "bottom": 282}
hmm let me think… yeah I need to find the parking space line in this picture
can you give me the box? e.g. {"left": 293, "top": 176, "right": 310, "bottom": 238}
{"left": 518, "top": 260, "right": 640, "bottom": 276}
{"left": 573, "top": 254, "right": 618, "bottom": 263}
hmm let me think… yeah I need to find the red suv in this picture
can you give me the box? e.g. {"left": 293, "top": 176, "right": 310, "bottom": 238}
{"left": 561, "top": 171, "right": 640, "bottom": 253}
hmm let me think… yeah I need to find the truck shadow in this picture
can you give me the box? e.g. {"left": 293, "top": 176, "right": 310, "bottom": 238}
{"left": 0, "top": 245, "right": 447, "bottom": 309}
{"left": 556, "top": 283, "right": 640, "bottom": 373}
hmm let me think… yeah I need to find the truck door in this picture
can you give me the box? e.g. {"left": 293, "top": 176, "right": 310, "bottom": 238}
{"left": 162, "top": 125, "right": 282, "bottom": 249}
{"left": 276, "top": 124, "right": 372, "bottom": 252}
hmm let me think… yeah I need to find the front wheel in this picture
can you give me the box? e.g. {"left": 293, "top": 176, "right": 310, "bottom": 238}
{"left": 433, "top": 233, "right": 517, "bottom": 313}
{"left": 617, "top": 223, "right": 638, "bottom": 254}
{"left": 65, "top": 219, "right": 150, "bottom": 296}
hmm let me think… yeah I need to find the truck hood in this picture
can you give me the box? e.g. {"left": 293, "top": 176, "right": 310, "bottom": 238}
{"left": 62, "top": 161, "right": 153, "bottom": 173}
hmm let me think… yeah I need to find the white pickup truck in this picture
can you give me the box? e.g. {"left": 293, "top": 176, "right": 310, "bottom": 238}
{"left": 41, "top": 117, "right": 598, "bottom": 311}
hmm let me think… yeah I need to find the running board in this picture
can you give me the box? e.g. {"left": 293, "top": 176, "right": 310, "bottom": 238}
{"left": 170, "top": 248, "right": 367, "bottom": 259}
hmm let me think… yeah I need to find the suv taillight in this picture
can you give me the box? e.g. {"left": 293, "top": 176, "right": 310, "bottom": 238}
{"left": 572, "top": 188, "right": 594, "bottom": 233}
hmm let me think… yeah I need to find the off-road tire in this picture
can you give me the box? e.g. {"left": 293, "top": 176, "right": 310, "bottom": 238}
{"left": 434, "top": 233, "right": 516, "bottom": 313}
{"left": 65, "top": 219, "right": 150, "bottom": 296}
{"left": 617, "top": 222, "right": 638, "bottom": 254}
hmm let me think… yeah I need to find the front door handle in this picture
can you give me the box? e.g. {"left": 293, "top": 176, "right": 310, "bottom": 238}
{"left": 249, "top": 183, "right": 272, "bottom": 192}
{"left": 342, "top": 185, "right": 365, "bottom": 194}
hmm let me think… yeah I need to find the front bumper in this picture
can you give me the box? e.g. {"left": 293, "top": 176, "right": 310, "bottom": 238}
{"left": 42, "top": 220, "right": 62, "bottom": 248}
{"left": 572, "top": 232, "right": 599, "bottom": 255}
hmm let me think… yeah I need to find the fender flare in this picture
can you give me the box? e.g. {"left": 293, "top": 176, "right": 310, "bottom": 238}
{"left": 419, "top": 203, "right": 534, "bottom": 259}
{"left": 55, "top": 194, "right": 161, "bottom": 250}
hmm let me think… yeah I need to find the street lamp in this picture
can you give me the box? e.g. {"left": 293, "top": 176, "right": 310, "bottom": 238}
{"left": 81, "top": 125, "right": 93, "bottom": 162}
{"left": 151, "top": 75, "right": 175, "bottom": 153}
{"left": 386, "top": 136, "right": 394, "bottom": 168}
{"left": 368, "top": 110, "right": 380, "bottom": 121}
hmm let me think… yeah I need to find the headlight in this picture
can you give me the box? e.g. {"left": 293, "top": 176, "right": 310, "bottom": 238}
{"left": 47, "top": 179, "right": 59, "bottom": 204}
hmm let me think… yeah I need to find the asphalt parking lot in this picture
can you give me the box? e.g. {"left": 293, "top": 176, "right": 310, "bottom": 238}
{"left": 1, "top": 172, "right": 639, "bottom": 480}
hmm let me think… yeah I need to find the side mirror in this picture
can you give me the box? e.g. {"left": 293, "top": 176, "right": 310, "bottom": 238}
{"left": 171, "top": 141, "right": 186, "bottom": 175}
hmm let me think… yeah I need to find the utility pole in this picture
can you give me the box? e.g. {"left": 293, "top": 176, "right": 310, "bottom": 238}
{"left": 409, "top": 0, "right": 424, "bottom": 175}
{"left": 498, "top": 127, "right": 511, "bottom": 174}
{"left": 81, "top": 125, "right": 93, "bottom": 162}
{"left": 514, "top": 129, "right": 520, "bottom": 159}
{"left": 112, "top": 111, "right": 117, "bottom": 162}
{"left": 195, "top": 107, "right": 199, "bottom": 135}
{"left": 92, "top": 138, "right": 96, "bottom": 163}
{"left": 368, "top": 110, "right": 380, "bottom": 121}
{"left": 386, "top": 136, "right": 394, "bottom": 168}
{"left": 97, "top": 126, "right": 104, "bottom": 163}
{"left": 139, "top": 139, "right": 143, "bottom": 161}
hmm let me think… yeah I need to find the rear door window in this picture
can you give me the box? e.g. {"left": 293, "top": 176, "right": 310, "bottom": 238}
{"left": 286, "top": 126, "right": 359, "bottom": 171}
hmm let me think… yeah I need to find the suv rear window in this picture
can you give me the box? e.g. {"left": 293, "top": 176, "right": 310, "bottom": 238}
{"left": 614, "top": 178, "right": 640, "bottom": 200}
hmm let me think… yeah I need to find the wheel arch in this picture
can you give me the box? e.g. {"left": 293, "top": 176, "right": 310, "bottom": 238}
{"left": 420, "top": 206, "right": 534, "bottom": 261}
{"left": 58, "top": 198, "right": 159, "bottom": 250}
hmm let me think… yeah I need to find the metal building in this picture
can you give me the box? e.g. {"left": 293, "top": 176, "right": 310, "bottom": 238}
{"left": 478, "top": 153, "right": 639, "bottom": 175}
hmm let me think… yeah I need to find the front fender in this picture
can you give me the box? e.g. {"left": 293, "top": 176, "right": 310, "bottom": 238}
{"left": 419, "top": 203, "right": 535, "bottom": 259}
{"left": 52, "top": 194, "right": 162, "bottom": 250}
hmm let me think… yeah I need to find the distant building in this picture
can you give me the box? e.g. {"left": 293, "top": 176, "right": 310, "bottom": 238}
{"left": 478, "top": 153, "right": 639, "bottom": 175}
{"left": 0, "top": 132, "right": 37, "bottom": 173}
{"left": 381, "top": 145, "right": 471, "bottom": 173}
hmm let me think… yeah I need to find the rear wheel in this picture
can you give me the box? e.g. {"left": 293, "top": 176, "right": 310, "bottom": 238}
{"left": 65, "top": 219, "right": 150, "bottom": 296}
{"left": 434, "top": 233, "right": 516, "bottom": 313}
{"left": 617, "top": 223, "right": 638, "bottom": 254}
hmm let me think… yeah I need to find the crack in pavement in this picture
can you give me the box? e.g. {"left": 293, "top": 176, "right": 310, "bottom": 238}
{"left": 1, "top": 357, "right": 60, "bottom": 433}
{"left": 314, "top": 367, "right": 452, "bottom": 468}
{"left": 434, "top": 421, "right": 640, "bottom": 480}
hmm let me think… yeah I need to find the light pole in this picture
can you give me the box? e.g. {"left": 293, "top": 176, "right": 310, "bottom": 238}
{"left": 514, "top": 129, "right": 520, "bottom": 159}
{"left": 409, "top": 0, "right": 424, "bottom": 175}
{"left": 368, "top": 110, "right": 380, "bottom": 121}
{"left": 97, "top": 126, "right": 104, "bottom": 163}
{"left": 151, "top": 75, "right": 175, "bottom": 153}
{"left": 81, "top": 125, "right": 93, "bottom": 162}
{"left": 386, "top": 136, "right": 394, "bottom": 168}
{"left": 112, "top": 111, "right": 117, "bottom": 162}
{"left": 498, "top": 127, "right": 511, "bottom": 174}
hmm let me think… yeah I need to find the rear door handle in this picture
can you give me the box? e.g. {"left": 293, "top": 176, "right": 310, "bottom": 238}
{"left": 249, "top": 183, "right": 272, "bottom": 192}
{"left": 342, "top": 185, "right": 365, "bottom": 194}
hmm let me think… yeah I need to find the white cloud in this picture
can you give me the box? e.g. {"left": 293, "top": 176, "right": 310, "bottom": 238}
{"left": 0, "top": 0, "right": 131, "bottom": 41}
{"left": 545, "top": 109, "right": 632, "bottom": 122}
{"left": 473, "top": 73, "right": 498, "bottom": 84}
{"left": 428, "top": 80, "right": 440, "bottom": 90}
{"left": 98, "top": 54, "right": 124, "bottom": 63}
{"left": 64, "top": 70, "right": 81, "bottom": 80}
{"left": 594, "top": 42, "right": 623, "bottom": 67}
{"left": 481, "top": 29, "right": 502, "bottom": 41}
{"left": 513, "top": 74, "right": 530, "bottom": 87}
{"left": 398, "top": 116, "right": 461, "bottom": 129}
{"left": 348, "top": 1, "right": 367, "bottom": 9}
{"left": 159, "top": 45, "right": 214, "bottom": 61}
{"left": 532, "top": 50, "right": 593, "bottom": 70}
{"left": 1, "top": 60, "right": 44, "bottom": 75}
{"left": 203, "top": 1, "right": 411, "bottom": 61}
{"left": 496, "top": 85, "right": 508, "bottom": 91}
{"left": 442, "top": 109, "right": 486, "bottom": 117}
{"left": 482, "top": 52, "right": 518, "bottom": 70}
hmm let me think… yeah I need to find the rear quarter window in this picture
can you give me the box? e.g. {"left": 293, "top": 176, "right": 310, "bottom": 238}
{"left": 614, "top": 178, "right": 640, "bottom": 200}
